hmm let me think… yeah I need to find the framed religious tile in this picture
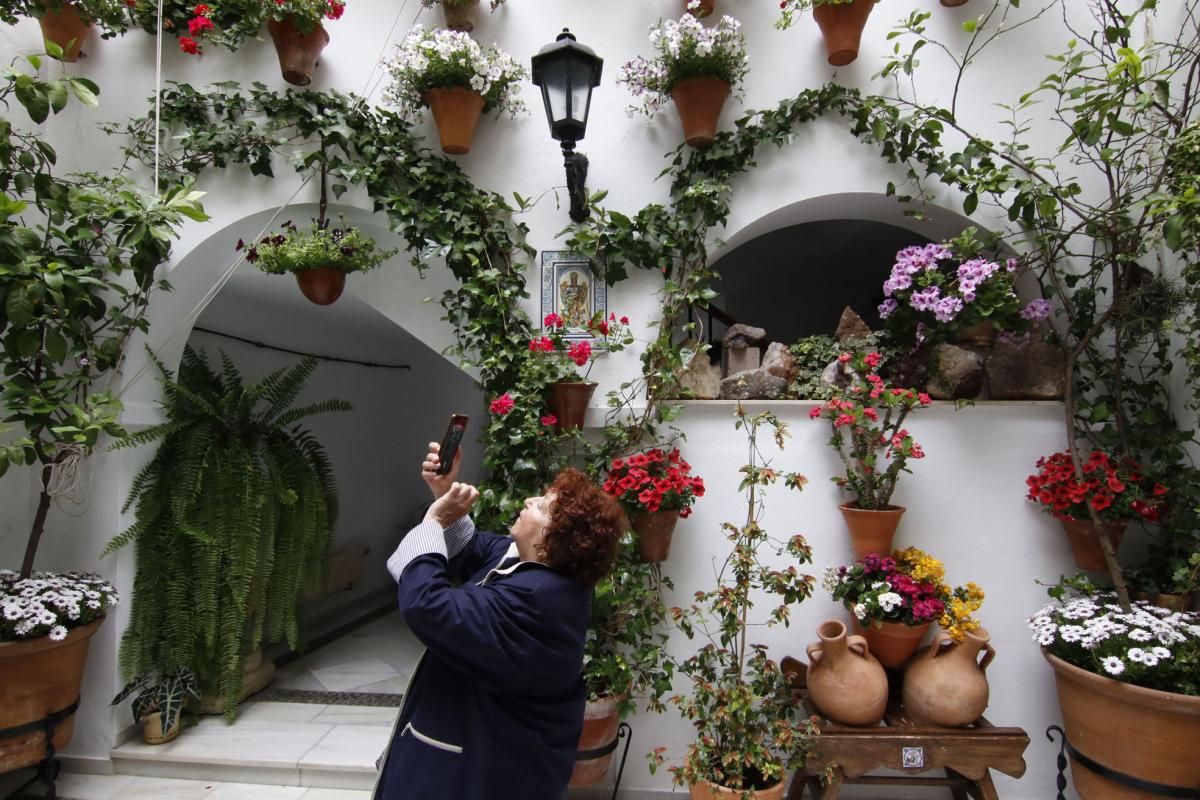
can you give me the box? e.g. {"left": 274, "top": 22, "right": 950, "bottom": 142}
{"left": 540, "top": 250, "right": 608, "bottom": 344}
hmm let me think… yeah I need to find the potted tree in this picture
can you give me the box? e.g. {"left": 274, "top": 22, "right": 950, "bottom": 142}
{"left": 0, "top": 0, "right": 129, "bottom": 61}
{"left": 238, "top": 217, "right": 395, "bottom": 305}
{"left": 111, "top": 667, "right": 199, "bottom": 744}
{"left": 601, "top": 447, "right": 705, "bottom": 563}
{"left": 617, "top": 13, "right": 748, "bottom": 148}
{"left": 0, "top": 59, "right": 204, "bottom": 777}
{"left": 651, "top": 408, "right": 818, "bottom": 798}
{"left": 417, "top": 0, "right": 505, "bottom": 33}
{"left": 262, "top": 0, "right": 347, "bottom": 86}
{"left": 776, "top": 0, "right": 878, "bottom": 66}
{"left": 103, "top": 348, "right": 349, "bottom": 719}
{"left": 383, "top": 25, "right": 527, "bottom": 155}
{"left": 572, "top": 541, "right": 673, "bottom": 787}
{"left": 810, "top": 350, "right": 932, "bottom": 558}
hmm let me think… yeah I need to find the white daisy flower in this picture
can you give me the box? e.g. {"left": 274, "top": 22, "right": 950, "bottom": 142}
{"left": 1101, "top": 656, "right": 1125, "bottom": 675}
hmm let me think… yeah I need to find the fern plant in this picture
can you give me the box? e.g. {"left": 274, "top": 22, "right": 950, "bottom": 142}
{"left": 104, "top": 346, "right": 349, "bottom": 719}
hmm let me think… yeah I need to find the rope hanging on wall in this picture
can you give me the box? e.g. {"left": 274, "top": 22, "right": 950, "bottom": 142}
{"left": 191, "top": 325, "right": 412, "bottom": 371}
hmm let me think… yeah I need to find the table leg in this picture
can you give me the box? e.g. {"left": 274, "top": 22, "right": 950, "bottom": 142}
{"left": 820, "top": 768, "right": 844, "bottom": 800}
{"left": 785, "top": 772, "right": 806, "bottom": 800}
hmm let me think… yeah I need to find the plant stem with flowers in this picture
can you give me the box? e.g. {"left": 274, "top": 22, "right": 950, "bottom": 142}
{"left": 776, "top": 0, "right": 862, "bottom": 31}
{"left": 236, "top": 219, "right": 395, "bottom": 275}
{"left": 651, "top": 408, "right": 817, "bottom": 792}
{"left": 530, "top": 311, "right": 633, "bottom": 384}
{"left": 602, "top": 447, "right": 704, "bottom": 517}
{"left": 1026, "top": 451, "right": 1167, "bottom": 524}
{"left": 811, "top": 351, "right": 931, "bottom": 510}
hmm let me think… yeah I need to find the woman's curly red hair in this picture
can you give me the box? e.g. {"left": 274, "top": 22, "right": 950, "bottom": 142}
{"left": 537, "top": 468, "right": 622, "bottom": 587}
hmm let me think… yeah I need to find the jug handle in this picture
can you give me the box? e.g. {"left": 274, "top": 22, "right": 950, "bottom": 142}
{"left": 925, "top": 631, "right": 952, "bottom": 660}
{"left": 846, "top": 634, "right": 871, "bottom": 658}
{"left": 979, "top": 642, "right": 996, "bottom": 672}
{"left": 805, "top": 642, "right": 822, "bottom": 664}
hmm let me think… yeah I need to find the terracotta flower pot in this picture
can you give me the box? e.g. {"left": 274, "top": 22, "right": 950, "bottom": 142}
{"left": 940, "top": 0, "right": 970, "bottom": 6}
{"left": 425, "top": 86, "right": 486, "bottom": 155}
{"left": 547, "top": 381, "right": 597, "bottom": 432}
{"left": 629, "top": 509, "right": 680, "bottom": 563}
{"left": 441, "top": 0, "right": 480, "bottom": 32}
{"left": 689, "top": 776, "right": 786, "bottom": 800}
{"left": 954, "top": 320, "right": 998, "bottom": 348}
{"left": 805, "top": 619, "right": 887, "bottom": 726}
{"left": 0, "top": 617, "right": 103, "bottom": 772}
{"left": 38, "top": 2, "right": 92, "bottom": 62}
{"left": 902, "top": 628, "right": 994, "bottom": 727}
{"left": 569, "top": 694, "right": 621, "bottom": 787}
{"left": 838, "top": 501, "right": 905, "bottom": 560}
{"left": 267, "top": 19, "right": 330, "bottom": 87}
{"left": 670, "top": 75, "right": 731, "bottom": 149}
{"left": 294, "top": 268, "right": 347, "bottom": 306}
{"left": 1045, "top": 651, "right": 1200, "bottom": 799}
{"left": 1054, "top": 516, "right": 1126, "bottom": 572}
{"left": 852, "top": 618, "right": 929, "bottom": 669}
{"left": 812, "top": 0, "right": 875, "bottom": 66}
{"left": 142, "top": 710, "right": 182, "bottom": 745}
{"left": 686, "top": 0, "right": 715, "bottom": 17}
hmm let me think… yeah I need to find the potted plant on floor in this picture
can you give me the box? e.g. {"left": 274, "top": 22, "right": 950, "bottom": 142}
{"left": 111, "top": 667, "right": 199, "bottom": 744}
{"left": 383, "top": 25, "right": 527, "bottom": 155}
{"left": 617, "top": 13, "right": 748, "bottom": 148}
{"left": 1, "top": 0, "right": 129, "bottom": 61}
{"left": 810, "top": 350, "right": 931, "bottom": 558}
{"left": 0, "top": 60, "right": 204, "bottom": 778}
{"left": 262, "top": 0, "right": 346, "bottom": 86}
{"left": 601, "top": 447, "right": 705, "bottom": 563}
{"left": 573, "top": 540, "right": 673, "bottom": 787}
{"left": 776, "top": 0, "right": 878, "bottom": 66}
{"left": 528, "top": 311, "right": 632, "bottom": 433}
{"left": 103, "top": 348, "right": 349, "bottom": 719}
{"left": 237, "top": 217, "right": 395, "bottom": 305}
{"left": 418, "top": 0, "right": 505, "bottom": 33}
{"left": 651, "top": 408, "right": 818, "bottom": 798}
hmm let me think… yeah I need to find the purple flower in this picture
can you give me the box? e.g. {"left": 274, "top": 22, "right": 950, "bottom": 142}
{"left": 909, "top": 287, "right": 942, "bottom": 312}
{"left": 1020, "top": 298, "right": 1053, "bottom": 321}
{"left": 933, "top": 296, "right": 964, "bottom": 323}
{"left": 878, "top": 298, "right": 899, "bottom": 318}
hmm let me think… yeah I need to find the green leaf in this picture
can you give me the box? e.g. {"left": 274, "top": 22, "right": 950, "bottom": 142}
{"left": 44, "top": 327, "right": 67, "bottom": 364}
{"left": 1164, "top": 214, "right": 1185, "bottom": 251}
{"left": 6, "top": 285, "right": 33, "bottom": 327}
{"left": 962, "top": 193, "right": 978, "bottom": 215}
{"left": 43, "top": 39, "right": 64, "bottom": 60}
{"left": 47, "top": 81, "right": 68, "bottom": 114}
{"left": 69, "top": 78, "right": 98, "bottom": 107}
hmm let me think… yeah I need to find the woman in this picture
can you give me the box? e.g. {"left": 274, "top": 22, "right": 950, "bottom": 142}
{"left": 372, "top": 442, "right": 623, "bottom": 800}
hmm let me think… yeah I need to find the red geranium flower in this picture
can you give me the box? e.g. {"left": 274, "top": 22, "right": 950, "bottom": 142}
{"left": 488, "top": 392, "right": 514, "bottom": 416}
{"left": 179, "top": 36, "right": 201, "bottom": 54}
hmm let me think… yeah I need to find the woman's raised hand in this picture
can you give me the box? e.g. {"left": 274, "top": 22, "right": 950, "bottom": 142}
{"left": 423, "top": 482, "right": 479, "bottom": 529}
{"left": 421, "top": 441, "right": 462, "bottom": 499}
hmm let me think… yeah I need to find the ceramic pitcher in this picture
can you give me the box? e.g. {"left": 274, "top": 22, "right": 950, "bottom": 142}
{"left": 902, "top": 627, "right": 994, "bottom": 727}
{"left": 806, "top": 619, "right": 888, "bottom": 726}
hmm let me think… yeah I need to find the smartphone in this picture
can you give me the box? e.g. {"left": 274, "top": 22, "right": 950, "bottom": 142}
{"left": 436, "top": 414, "right": 469, "bottom": 475}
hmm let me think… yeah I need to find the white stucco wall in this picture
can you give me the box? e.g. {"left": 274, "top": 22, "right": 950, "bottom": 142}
{"left": 1, "top": 0, "right": 1192, "bottom": 796}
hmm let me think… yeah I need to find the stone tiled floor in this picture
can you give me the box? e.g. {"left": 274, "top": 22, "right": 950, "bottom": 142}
{"left": 22, "top": 774, "right": 371, "bottom": 799}
{"left": 272, "top": 612, "right": 422, "bottom": 695}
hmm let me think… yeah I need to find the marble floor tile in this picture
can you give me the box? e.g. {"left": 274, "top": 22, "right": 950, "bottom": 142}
{"left": 97, "top": 776, "right": 220, "bottom": 800}
{"left": 235, "top": 702, "right": 329, "bottom": 723}
{"left": 113, "top": 718, "right": 333, "bottom": 769}
{"left": 298, "top": 790, "right": 371, "bottom": 800}
{"left": 347, "top": 676, "right": 409, "bottom": 694}
{"left": 206, "top": 782, "right": 309, "bottom": 799}
{"left": 299, "top": 725, "right": 393, "bottom": 772}
{"left": 22, "top": 772, "right": 136, "bottom": 799}
{"left": 271, "top": 669, "right": 331, "bottom": 692}
{"left": 311, "top": 706, "right": 399, "bottom": 726}
{"left": 310, "top": 658, "right": 398, "bottom": 693}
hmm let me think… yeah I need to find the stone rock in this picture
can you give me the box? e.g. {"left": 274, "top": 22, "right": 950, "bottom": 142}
{"left": 820, "top": 358, "right": 853, "bottom": 391}
{"left": 762, "top": 342, "right": 798, "bottom": 384}
{"left": 724, "top": 346, "right": 761, "bottom": 377}
{"left": 678, "top": 350, "right": 722, "bottom": 399}
{"left": 720, "top": 369, "right": 788, "bottom": 400}
{"left": 722, "top": 323, "right": 767, "bottom": 348}
{"left": 835, "top": 307, "right": 873, "bottom": 342}
{"left": 986, "top": 337, "right": 1066, "bottom": 400}
{"left": 887, "top": 344, "right": 931, "bottom": 392}
{"left": 927, "top": 344, "right": 985, "bottom": 400}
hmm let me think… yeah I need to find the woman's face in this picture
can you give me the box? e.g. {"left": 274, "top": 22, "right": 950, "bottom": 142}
{"left": 511, "top": 490, "right": 556, "bottom": 563}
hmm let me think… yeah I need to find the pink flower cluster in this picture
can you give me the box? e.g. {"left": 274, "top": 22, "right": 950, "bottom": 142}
{"left": 602, "top": 448, "right": 705, "bottom": 516}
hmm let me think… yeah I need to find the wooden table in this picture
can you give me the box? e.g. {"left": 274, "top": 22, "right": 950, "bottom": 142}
{"left": 782, "top": 657, "right": 1030, "bottom": 800}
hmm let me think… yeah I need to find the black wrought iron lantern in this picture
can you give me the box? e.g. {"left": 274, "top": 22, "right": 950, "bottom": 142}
{"left": 531, "top": 29, "right": 603, "bottom": 222}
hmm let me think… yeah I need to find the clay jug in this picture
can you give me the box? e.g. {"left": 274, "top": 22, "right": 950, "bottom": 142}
{"left": 902, "top": 628, "right": 994, "bottom": 727}
{"left": 805, "top": 619, "right": 887, "bottom": 726}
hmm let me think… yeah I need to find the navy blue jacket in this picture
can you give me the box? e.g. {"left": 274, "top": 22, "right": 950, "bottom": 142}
{"left": 373, "top": 522, "right": 590, "bottom": 800}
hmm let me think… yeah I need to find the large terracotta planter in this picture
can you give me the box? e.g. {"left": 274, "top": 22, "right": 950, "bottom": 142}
{"left": 670, "top": 76, "right": 730, "bottom": 149}
{"left": 547, "top": 381, "right": 597, "bottom": 432}
{"left": 441, "top": 0, "right": 480, "bottom": 32}
{"left": 629, "top": 509, "right": 680, "bottom": 563}
{"left": 1045, "top": 651, "right": 1200, "bottom": 799}
{"left": 38, "top": 3, "right": 92, "bottom": 62}
{"left": 838, "top": 502, "right": 905, "bottom": 560}
{"left": 805, "top": 619, "right": 887, "bottom": 726}
{"left": 689, "top": 776, "right": 786, "bottom": 800}
{"left": 1054, "top": 516, "right": 1126, "bottom": 572}
{"left": 569, "top": 694, "right": 621, "bottom": 787}
{"left": 267, "top": 19, "right": 329, "bottom": 87}
{"left": 812, "top": 0, "right": 875, "bottom": 67}
{"left": 425, "top": 87, "right": 486, "bottom": 155}
{"left": 852, "top": 618, "right": 929, "bottom": 669}
{"left": 903, "top": 628, "right": 994, "bottom": 727}
{"left": 294, "top": 268, "right": 346, "bottom": 306}
{"left": 0, "top": 617, "right": 103, "bottom": 772}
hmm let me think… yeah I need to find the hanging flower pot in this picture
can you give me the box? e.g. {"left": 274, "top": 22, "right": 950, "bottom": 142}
{"left": 852, "top": 618, "right": 930, "bottom": 669}
{"left": 294, "top": 268, "right": 347, "bottom": 306}
{"left": 425, "top": 86, "right": 486, "bottom": 155}
{"left": 1054, "top": 516, "right": 1126, "bottom": 572}
{"left": 940, "top": 0, "right": 970, "bottom": 6}
{"left": 547, "top": 381, "right": 597, "bottom": 432}
{"left": 812, "top": 0, "right": 875, "bottom": 67}
{"left": 685, "top": 0, "right": 715, "bottom": 17}
{"left": 629, "top": 509, "right": 680, "bottom": 563}
{"left": 838, "top": 501, "right": 905, "bottom": 560}
{"left": 670, "top": 75, "right": 730, "bottom": 149}
{"left": 267, "top": 19, "right": 330, "bottom": 87}
{"left": 569, "top": 694, "right": 622, "bottom": 787}
{"left": 441, "top": 0, "right": 480, "bottom": 32}
{"left": 38, "top": 2, "right": 92, "bottom": 62}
